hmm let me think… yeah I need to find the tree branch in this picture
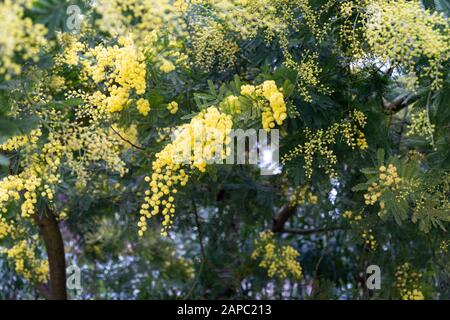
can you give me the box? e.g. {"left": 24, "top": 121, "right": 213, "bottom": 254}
{"left": 271, "top": 204, "right": 296, "bottom": 233}
{"left": 271, "top": 204, "right": 344, "bottom": 235}
{"left": 110, "top": 125, "right": 145, "bottom": 150}
{"left": 34, "top": 205, "right": 67, "bottom": 300}
{"left": 382, "top": 94, "right": 419, "bottom": 115}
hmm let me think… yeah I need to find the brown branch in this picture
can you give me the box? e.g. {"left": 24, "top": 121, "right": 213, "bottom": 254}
{"left": 281, "top": 226, "right": 344, "bottom": 235}
{"left": 271, "top": 204, "right": 344, "bottom": 235}
{"left": 382, "top": 94, "right": 419, "bottom": 115}
{"left": 34, "top": 205, "right": 67, "bottom": 300}
{"left": 271, "top": 204, "right": 296, "bottom": 233}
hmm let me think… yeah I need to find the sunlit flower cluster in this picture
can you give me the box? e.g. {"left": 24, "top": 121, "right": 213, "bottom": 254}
{"left": 240, "top": 81, "right": 288, "bottom": 130}
{"left": 136, "top": 99, "right": 151, "bottom": 117}
{"left": 139, "top": 106, "right": 233, "bottom": 236}
{"left": 365, "top": 0, "right": 449, "bottom": 90}
{"left": 251, "top": 231, "right": 302, "bottom": 280}
{"left": 282, "top": 110, "right": 368, "bottom": 179}
{"left": 167, "top": 101, "right": 179, "bottom": 114}
{"left": 62, "top": 37, "right": 147, "bottom": 116}
{"left": 395, "top": 262, "right": 425, "bottom": 300}
{"left": 190, "top": 19, "right": 239, "bottom": 71}
{"left": 0, "top": 129, "right": 42, "bottom": 152}
{"left": 340, "top": 0, "right": 450, "bottom": 90}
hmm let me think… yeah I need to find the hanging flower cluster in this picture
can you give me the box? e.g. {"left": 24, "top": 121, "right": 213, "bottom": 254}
{"left": 139, "top": 107, "right": 233, "bottom": 236}
{"left": 282, "top": 110, "right": 368, "bottom": 179}
{"left": 406, "top": 110, "right": 435, "bottom": 144}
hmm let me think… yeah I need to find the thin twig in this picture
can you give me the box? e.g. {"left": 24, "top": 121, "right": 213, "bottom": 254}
{"left": 110, "top": 125, "right": 145, "bottom": 150}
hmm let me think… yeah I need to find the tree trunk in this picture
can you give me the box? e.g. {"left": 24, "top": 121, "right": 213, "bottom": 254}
{"left": 34, "top": 205, "right": 67, "bottom": 300}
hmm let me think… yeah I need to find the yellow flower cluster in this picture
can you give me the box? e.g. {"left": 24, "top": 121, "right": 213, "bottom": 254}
{"left": 0, "top": 0, "right": 47, "bottom": 79}
{"left": 240, "top": 81, "right": 288, "bottom": 130}
{"left": 75, "top": 37, "right": 147, "bottom": 115}
{"left": 282, "top": 110, "right": 368, "bottom": 179}
{"left": 366, "top": 0, "right": 449, "bottom": 90}
{"left": 111, "top": 124, "right": 140, "bottom": 150}
{"left": 288, "top": 185, "right": 318, "bottom": 207}
{"left": 281, "top": 49, "right": 330, "bottom": 103}
{"left": 56, "top": 34, "right": 86, "bottom": 66}
{"left": 406, "top": 110, "right": 435, "bottom": 143}
{"left": 251, "top": 231, "right": 302, "bottom": 280}
{"left": 342, "top": 210, "right": 362, "bottom": 222}
{"left": 139, "top": 107, "right": 233, "bottom": 236}
{"left": 339, "top": 0, "right": 367, "bottom": 59}
{"left": 0, "top": 136, "right": 63, "bottom": 218}
{"left": 395, "top": 263, "right": 425, "bottom": 300}
{"left": 62, "top": 126, "right": 128, "bottom": 190}
{"left": 440, "top": 240, "right": 449, "bottom": 254}
{"left": 341, "top": 0, "right": 450, "bottom": 90}
{"left": 136, "top": 99, "right": 151, "bottom": 116}
{"left": 0, "top": 217, "right": 13, "bottom": 240}
{"left": 94, "top": 0, "right": 185, "bottom": 40}
{"left": 167, "top": 101, "right": 179, "bottom": 114}
{"left": 160, "top": 59, "right": 176, "bottom": 73}
{"left": 0, "top": 129, "right": 42, "bottom": 151}
{"left": 361, "top": 229, "right": 377, "bottom": 250}
{"left": 363, "top": 164, "right": 401, "bottom": 210}
{"left": 4, "top": 240, "right": 49, "bottom": 283}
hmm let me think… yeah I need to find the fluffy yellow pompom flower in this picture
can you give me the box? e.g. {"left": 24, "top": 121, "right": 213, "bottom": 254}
{"left": 240, "top": 84, "right": 256, "bottom": 96}
{"left": 160, "top": 59, "right": 176, "bottom": 73}
{"left": 262, "top": 80, "right": 278, "bottom": 101}
{"left": 240, "top": 81, "right": 288, "bottom": 131}
{"left": 167, "top": 101, "right": 179, "bottom": 114}
{"left": 137, "top": 98, "right": 151, "bottom": 116}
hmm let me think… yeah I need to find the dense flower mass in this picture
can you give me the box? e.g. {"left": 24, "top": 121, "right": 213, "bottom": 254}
{"left": 139, "top": 107, "right": 233, "bottom": 236}
{"left": 0, "top": 0, "right": 47, "bottom": 79}
{"left": 82, "top": 36, "right": 147, "bottom": 114}
{"left": 340, "top": 0, "right": 450, "bottom": 90}
{"left": 240, "top": 81, "right": 288, "bottom": 130}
